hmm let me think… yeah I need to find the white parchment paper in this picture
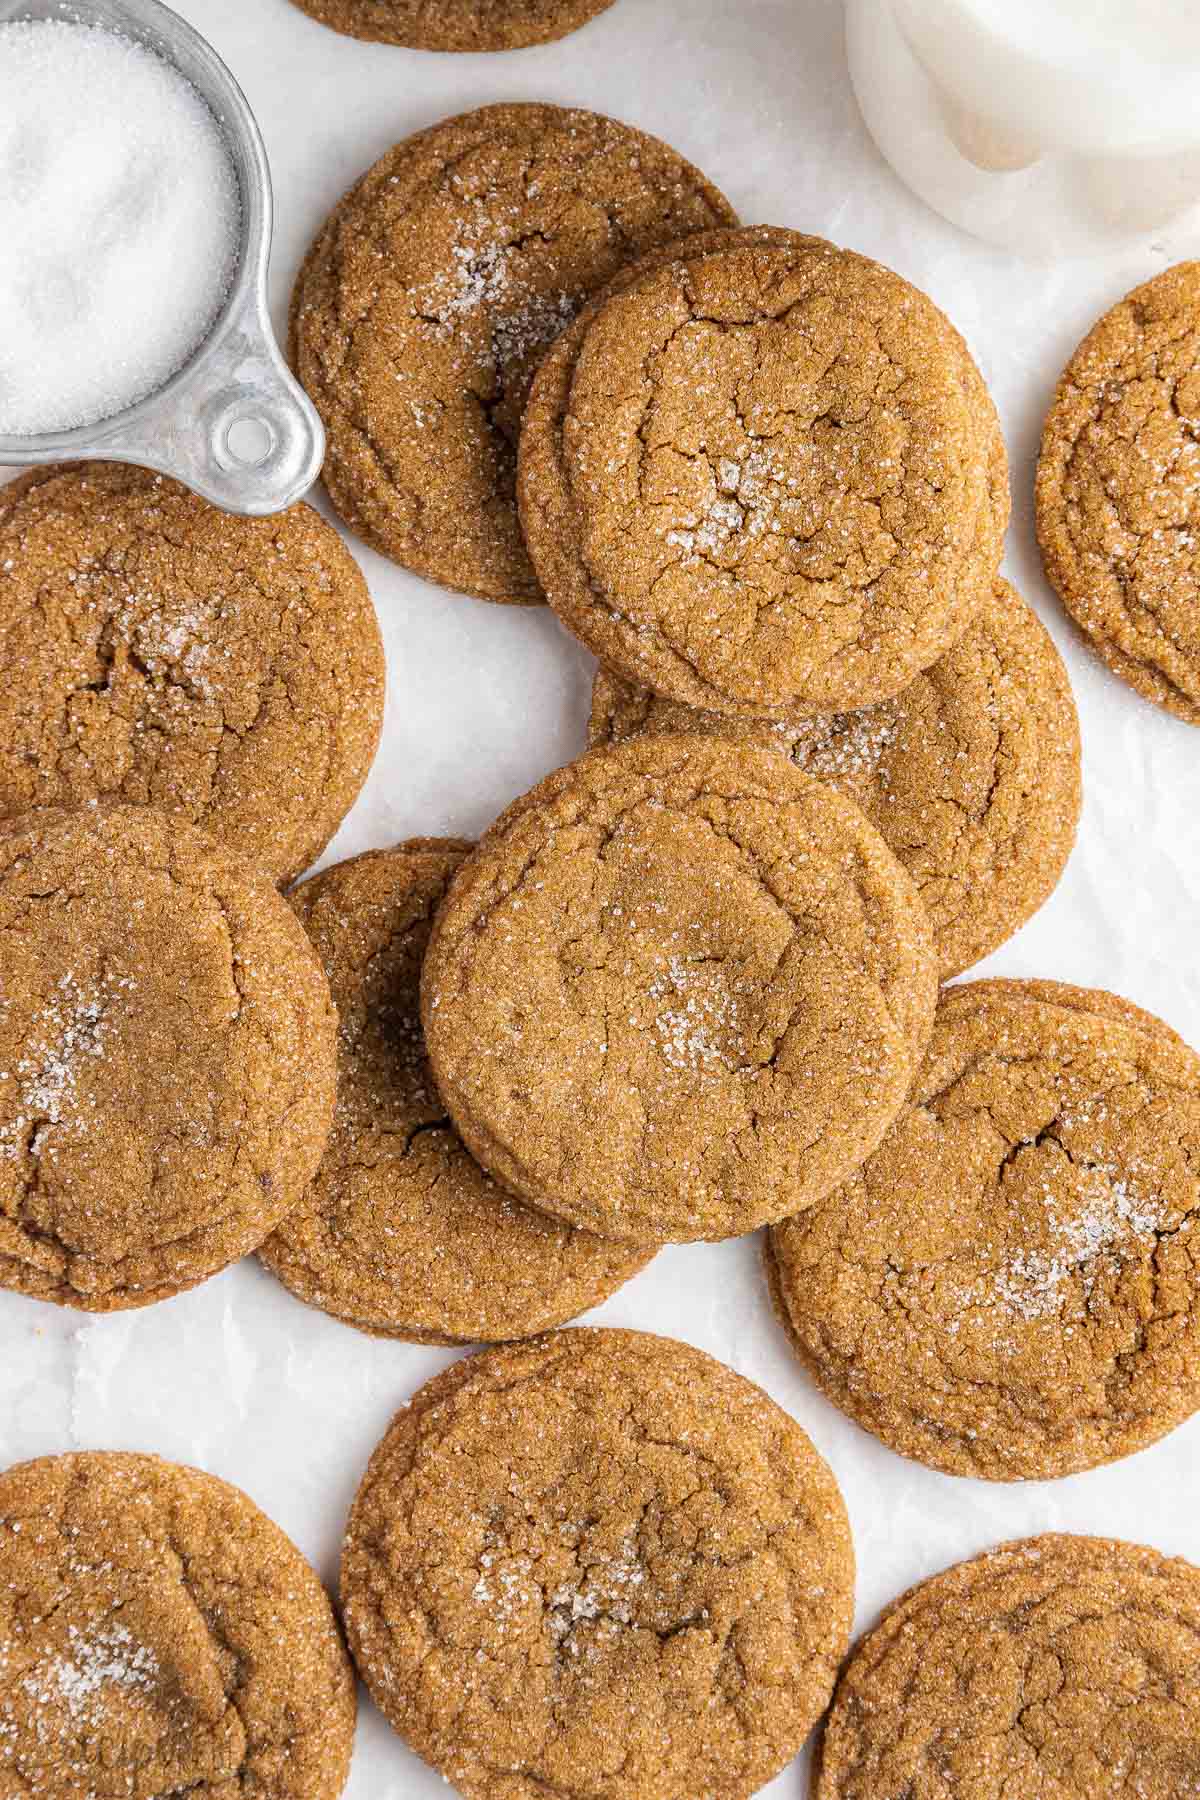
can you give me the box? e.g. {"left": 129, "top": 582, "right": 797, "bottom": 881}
{"left": 3, "top": 1, "right": 1200, "bottom": 1791}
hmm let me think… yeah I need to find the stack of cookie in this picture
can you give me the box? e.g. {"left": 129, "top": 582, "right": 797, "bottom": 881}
{"left": 259, "top": 842, "right": 656, "bottom": 1343}
{"left": 516, "top": 220, "right": 1076, "bottom": 984}
{"left": 289, "top": 104, "right": 739, "bottom": 605}
{"left": 273, "top": 106, "right": 1085, "bottom": 1293}
{"left": 0, "top": 468, "right": 385, "bottom": 1313}
{"left": 280, "top": 99, "right": 1200, "bottom": 1520}
{"left": 3, "top": 74, "right": 1200, "bottom": 1800}
{"left": 519, "top": 223, "right": 1009, "bottom": 721}
{"left": 6, "top": 1346, "right": 1200, "bottom": 1800}
{"left": 0, "top": 102, "right": 1137, "bottom": 1411}
{"left": 286, "top": 102, "right": 1080, "bottom": 1002}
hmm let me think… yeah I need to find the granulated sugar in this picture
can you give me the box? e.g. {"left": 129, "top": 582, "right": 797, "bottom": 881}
{"left": 648, "top": 955, "right": 747, "bottom": 1075}
{"left": 0, "top": 20, "right": 241, "bottom": 435}
{"left": 663, "top": 446, "right": 792, "bottom": 563}
{"left": 423, "top": 206, "right": 579, "bottom": 377}
{"left": 982, "top": 1163, "right": 1166, "bottom": 1327}
{"left": 22, "top": 1620, "right": 158, "bottom": 1722}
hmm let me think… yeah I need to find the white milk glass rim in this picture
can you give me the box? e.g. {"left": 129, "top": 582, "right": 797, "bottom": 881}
{"left": 893, "top": 0, "right": 1200, "bottom": 158}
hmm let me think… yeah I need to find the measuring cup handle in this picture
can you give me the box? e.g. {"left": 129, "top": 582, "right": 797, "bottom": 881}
{"left": 98, "top": 285, "right": 325, "bottom": 517}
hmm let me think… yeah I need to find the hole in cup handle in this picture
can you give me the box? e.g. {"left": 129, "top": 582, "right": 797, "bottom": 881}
{"left": 97, "top": 303, "right": 325, "bottom": 517}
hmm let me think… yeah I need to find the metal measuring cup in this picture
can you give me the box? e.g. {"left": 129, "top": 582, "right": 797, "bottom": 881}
{"left": 0, "top": 0, "right": 324, "bottom": 516}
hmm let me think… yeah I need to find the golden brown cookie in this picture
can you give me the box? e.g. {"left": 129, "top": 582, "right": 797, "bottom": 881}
{"left": 957, "top": 977, "right": 1192, "bottom": 1051}
{"left": 422, "top": 735, "right": 937, "bottom": 1244}
{"left": 519, "top": 226, "right": 1006, "bottom": 714}
{"left": 1037, "top": 262, "right": 1200, "bottom": 725}
{"left": 592, "top": 579, "right": 1079, "bottom": 978}
{"left": 286, "top": 0, "right": 615, "bottom": 47}
{"left": 0, "top": 1450, "right": 356, "bottom": 1799}
{"left": 259, "top": 842, "right": 653, "bottom": 1342}
{"left": 768, "top": 981, "right": 1200, "bottom": 1480}
{"left": 0, "top": 463, "right": 384, "bottom": 886}
{"left": 285, "top": 0, "right": 615, "bottom": 49}
{"left": 813, "top": 1534, "right": 1200, "bottom": 1799}
{"left": 290, "top": 105, "right": 736, "bottom": 603}
{"left": 342, "top": 1328, "right": 854, "bottom": 1799}
{"left": 521, "top": 222, "right": 1010, "bottom": 683}
{"left": 0, "top": 804, "right": 337, "bottom": 1311}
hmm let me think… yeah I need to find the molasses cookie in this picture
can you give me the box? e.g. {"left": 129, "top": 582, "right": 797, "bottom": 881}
{"left": 958, "top": 976, "right": 1193, "bottom": 1052}
{"left": 289, "top": 104, "right": 736, "bottom": 602}
{"left": 422, "top": 735, "right": 937, "bottom": 1244}
{"left": 592, "top": 578, "right": 1079, "bottom": 977}
{"left": 259, "top": 842, "right": 653, "bottom": 1342}
{"left": 0, "top": 1450, "right": 356, "bottom": 1799}
{"left": 814, "top": 1535, "right": 1200, "bottom": 1799}
{"left": 0, "top": 804, "right": 337, "bottom": 1311}
{"left": 286, "top": 0, "right": 615, "bottom": 50}
{"left": 1038, "top": 261, "right": 1200, "bottom": 724}
{"left": 0, "top": 463, "right": 385, "bottom": 886}
{"left": 519, "top": 226, "right": 1006, "bottom": 714}
{"left": 342, "top": 1328, "right": 854, "bottom": 1799}
{"left": 768, "top": 981, "right": 1200, "bottom": 1480}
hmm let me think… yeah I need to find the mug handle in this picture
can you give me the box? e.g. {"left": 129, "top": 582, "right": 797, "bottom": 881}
{"left": 96, "top": 281, "right": 325, "bottom": 517}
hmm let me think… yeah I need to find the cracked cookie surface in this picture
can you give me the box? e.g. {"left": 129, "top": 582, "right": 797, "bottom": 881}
{"left": 519, "top": 227, "right": 1004, "bottom": 713}
{"left": 0, "top": 804, "right": 337, "bottom": 1311}
{"left": 768, "top": 981, "right": 1200, "bottom": 1480}
{"left": 1037, "top": 261, "right": 1200, "bottom": 725}
{"left": 341, "top": 1327, "right": 854, "bottom": 1800}
{"left": 289, "top": 105, "right": 735, "bottom": 602}
{"left": 0, "top": 1450, "right": 355, "bottom": 1800}
{"left": 285, "top": 0, "right": 615, "bottom": 49}
{"left": 591, "top": 579, "right": 1079, "bottom": 978}
{"left": 259, "top": 841, "right": 653, "bottom": 1342}
{"left": 0, "top": 463, "right": 384, "bottom": 886}
{"left": 813, "top": 1534, "right": 1200, "bottom": 1799}
{"left": 422, "top": 734, "right": 937, "bottom": 1244}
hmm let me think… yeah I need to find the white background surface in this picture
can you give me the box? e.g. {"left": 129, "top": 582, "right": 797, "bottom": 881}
{"left": 3, "top": 1, "right": 1200, "bottom": 1793}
